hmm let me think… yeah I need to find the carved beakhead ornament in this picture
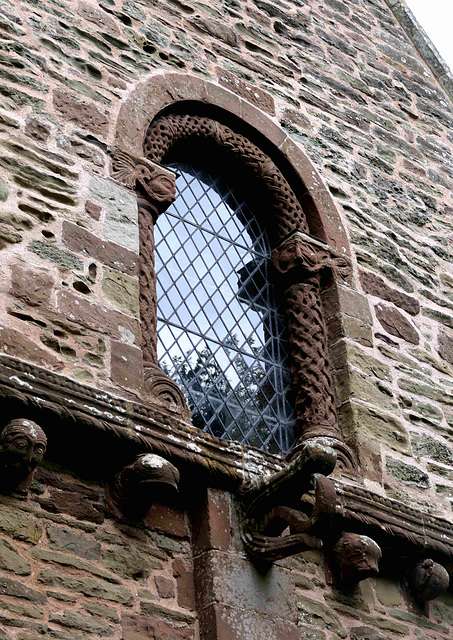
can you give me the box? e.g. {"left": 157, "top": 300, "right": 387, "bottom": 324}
{"left": 333, "top": 532, "right": 382, "bottom": 587}
{"left": 109, "top": 453, "right": 180, "bottom": 520}
{"left": 0, "top": 418, "right": 47, "bottom": 495}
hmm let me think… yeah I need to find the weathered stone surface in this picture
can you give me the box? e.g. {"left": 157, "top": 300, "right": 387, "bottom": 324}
{"left": 438, "top": 329, "right": 453, "bottom": 366}
{"left": 154, "top": 575, "right": 175, "bottom": 599}
{"left": 413, "top": 434, "right": 453, "bottom": 464}
{"left": 29, "top": 547, "right": 118, "bottom": 583}
{"left": 53, "top": 90, "right": 109, "bottom": 137}
{"left": 84, "top": 602, "right": 120, "bottom": 623}
{"left": 322, "top": 284, "right": 373, "bottom": 324}
{"left": 297, "top": 595, "right": 347, "bottom": 638}
{"left": 375, "top": 303, "right": 419, "bottom": 344}
{"left": 49, "top": 610, "right": 114, "bottom": 636}
{"left": 57, "top": 290, "right": 140, "bottom": 343}
{"left": 217, "top": 69, "right": 275, "bottom": 114}
{"left": 350, "top": 627, "right": 389, "bottom": 640}
{"left": 386, "top": 457, "right": 430, "bottom": 488}
{"left": 10, "top": 264, "right": 54, "bottom": 308}
{"left": 375, "top": 577, "right": 403, "bottom": 607}
{"left": 37, "top": 490, "right": 104, "bottom": 524}
{"left": 121, "top": 614, "right": 193, "bottom": 640}
{"left": 110, "top": 340, "right": 143, "bottom": 391}
{"left": 0, "top": 507, "right": 42, "bottom": 543}
{"left": 0, "top": 178, "right": 8, "bottom": 202}
{"left": 38, "top": 568, "right": 133, "bottom": 605}
{"left": 143, "top": 502, "right": 189, "bottom": 539}
{"left": 172, "top": 558, "right": 195, "bottom": 611}
{"left": 28, "top": 241, "right": 83, "bottom": 271}
{"left": 102, "top": 545, "right": 162, "bottom": 582}
{"left": 101, "top": 268, "right": 140, "bottom": 317}
{"left": 0, "top": 576, "right": 47, "bottom": 604}
{"left": 360, "top": 269, "right": 420, "bottom": 315}
{"left": 195, "top": 550, "right": 297, "bottom": 621}
{"left": 340, "top": 401, "right": 410, "bottom": 454}
{"left": 62, "top": 221, "right": 138, "bottom": 275}
{"left": 89, "top": 176, "right": 139, "bottom": 252}
{"left": 140, "top": 601, "right": 195, "bottom": 622}
{"left": 0, "top": 538, "right": 32, "bottom": 575}
{"left": 192, "top": 488, "right": 231, "bottom": 555}
{"left": 25, "top": 118, "right": 51, "bottom": 142}
{"left": 47, "top": 525, "right": 101, "bottom": 560}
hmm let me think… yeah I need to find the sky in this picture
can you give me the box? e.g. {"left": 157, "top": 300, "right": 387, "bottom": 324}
{"left": 405, "top": 0, "right": 453, "bottom": 72}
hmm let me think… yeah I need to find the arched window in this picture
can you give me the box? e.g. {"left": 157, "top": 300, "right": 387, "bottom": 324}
{"left": 115, "top": 108, "right": 350, "bottom": 464}
{"left": 154, "top": 161, "right": 295, "bottom": 454}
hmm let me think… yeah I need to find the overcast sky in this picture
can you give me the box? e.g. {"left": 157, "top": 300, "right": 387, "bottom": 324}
{"left": 405, "top": 0, "right": 453, "bottom": 72}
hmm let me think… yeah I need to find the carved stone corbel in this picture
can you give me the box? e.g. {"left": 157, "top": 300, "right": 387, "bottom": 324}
{"left": 0, "top": 418, "right": 47, "bottom": 496}
{"left": 110, "top": 148, "right": 176, "bottom": 219}
{"left": 409, "top": 559, "right": 450, "bottom": 603}
{"left": 107, "top": 453, "right": 180, "bottom": 520}
{"left": 239, "top": 440, "right": 337, "bottom": 562}
{"left": 332, "top": 531, "right": 382, "bottom": 588}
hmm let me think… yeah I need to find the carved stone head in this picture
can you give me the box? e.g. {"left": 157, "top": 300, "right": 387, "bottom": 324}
{"left": 409, "top": 559, "right": 450, "bottom": 602}
{"left": 0, "top": 419, "right": 47, "bottom": 494}
{"left": 111, "top": 453, "right": 180, "bottom": 520}
{"left": 334, "top": 532, "right": 382, "bottom": 587}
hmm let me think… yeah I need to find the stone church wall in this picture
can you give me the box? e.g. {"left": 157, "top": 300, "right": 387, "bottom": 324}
{"left": 0, "top": 0, "right": 453, "bottom": 637}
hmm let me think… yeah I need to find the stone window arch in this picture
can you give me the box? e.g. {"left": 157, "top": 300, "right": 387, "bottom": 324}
{"left": 111, "top": 73, "right": 355, "bottom": 468}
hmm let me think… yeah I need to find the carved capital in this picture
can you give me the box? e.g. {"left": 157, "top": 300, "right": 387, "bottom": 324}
{"left": 271, "top": 230, "right": 352, "bottom": 285}
{"left": 110, "top": 148, "right": 176, "bottom": 216}
{"left": 143, "top": 363, "right": 191, "bottom": 421}
{"left": 239, "top": 441, "right": 337, "bottom": 562}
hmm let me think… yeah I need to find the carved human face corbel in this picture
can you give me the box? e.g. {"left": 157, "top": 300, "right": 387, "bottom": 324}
{"left": 0, "top": 419, "right": 47, "bottom": 495}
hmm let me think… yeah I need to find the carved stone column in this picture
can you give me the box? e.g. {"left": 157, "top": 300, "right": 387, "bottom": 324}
{"left": 110, "top": 149, "right": 190, "bottom": 419}
{"left": 271, "top": 231, "right": 355, "bottom": 468}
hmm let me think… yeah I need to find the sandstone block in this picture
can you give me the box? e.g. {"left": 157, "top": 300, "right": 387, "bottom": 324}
{"left": 38, "top": 568, "right": 133, "bottom": 605}
{"left": 110, "top": 341, "right": 143, "bottom": 391}
{"left": 0, "top": 576, "right": 47, "bottom": 604}
{"left": 0, "top": 538, "right": 31, "bottom": 575}
{"left": 375, "top": 303, "right": 419, "bottom": 344}
{"left": 101, "top": 268, "right": 139, "bottom": 317}
{"left": 10, "top": 264, "right": 54, "bottom": 308}
{"left": 360, "top": 269, "right": 420, "bottom": 315}
{"left": 53, "top": 90, "right": 109, "bottom": 137}
{"left": 62, "top": 221, "right": 138, "bottom": 275}
{"left": 47, "top": 525, "right": 101, "bottom": 560}
{"left": 121, "top": 614, "right": 193, "bottom": 640}
{"left": 102, "top": 545, "right": 162, "bottom": 582}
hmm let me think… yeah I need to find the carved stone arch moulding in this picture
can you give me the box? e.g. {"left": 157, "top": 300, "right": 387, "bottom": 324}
{"left": 110, "top": 72, "right": 357, "bottom": 472}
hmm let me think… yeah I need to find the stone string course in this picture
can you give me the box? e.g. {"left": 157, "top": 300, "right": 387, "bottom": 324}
{"left": 0, "top": 0, "right": 452, "bottom": 637}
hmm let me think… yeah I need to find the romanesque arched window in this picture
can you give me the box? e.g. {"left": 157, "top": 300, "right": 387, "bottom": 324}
{"left": 113, "top": 107, "right": 351, "bottom": 462}
{"left": 154, "top": 161, "right": 295, "bottom": 454}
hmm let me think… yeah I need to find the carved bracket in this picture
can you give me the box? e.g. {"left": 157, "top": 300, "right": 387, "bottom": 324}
{"left": 271, "top": 230, "right": 352, "bottom": 286}
{"left": 110, "top": 148, "right": 176, "bottom": 217}
{"left": 239, "top": 441, "right": 337, "bottom": 562}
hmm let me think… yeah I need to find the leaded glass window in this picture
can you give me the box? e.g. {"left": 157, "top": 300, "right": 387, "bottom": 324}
{"left": 155, "top": 162, "right": 296, "bottom": 455}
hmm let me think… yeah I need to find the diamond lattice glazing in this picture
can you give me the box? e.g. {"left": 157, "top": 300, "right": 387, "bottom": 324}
{"left": 155, "top": 163, "right": 295, "bottom": 454}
